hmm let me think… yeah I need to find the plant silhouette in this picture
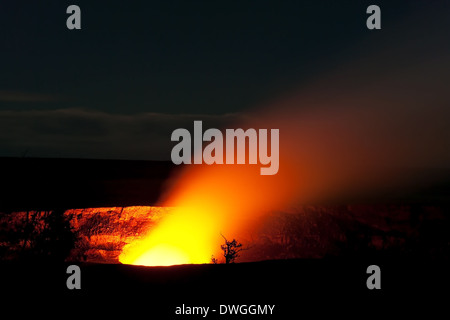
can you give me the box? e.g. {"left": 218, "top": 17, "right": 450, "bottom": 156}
{"left": 220, "top": 234, "right": 245, "bottom": 264}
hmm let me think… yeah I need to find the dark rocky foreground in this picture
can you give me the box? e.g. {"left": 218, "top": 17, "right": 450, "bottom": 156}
{"left": 1, "top": 204, "right": 449, "bottom": 263}
{"left": 0, "top": 157, "right": 449, "bottom": 318}
{"left": 0, "top": 259, "right": 448, "bottom": 318}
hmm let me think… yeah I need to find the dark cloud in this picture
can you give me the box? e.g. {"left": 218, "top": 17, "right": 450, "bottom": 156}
{"left": 0, "top": 109, "right": 243, "bottom": 160}
{"left": 0, "top": 91, "right": 58, "bottom": 103}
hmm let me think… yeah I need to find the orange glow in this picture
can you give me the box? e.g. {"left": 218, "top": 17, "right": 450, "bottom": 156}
{"left": 119, "top": 159, "right": 302, "bottom": 266}
{"left": 120, "top": 206, "right": 219, "bottom": 265}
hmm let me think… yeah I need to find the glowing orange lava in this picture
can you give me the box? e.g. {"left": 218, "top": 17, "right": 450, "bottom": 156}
{"left": 119, "top": 206, "right": 219, "bottom": 265}
{"left": 119, "top": 159, "right": 301, "bottom": 266}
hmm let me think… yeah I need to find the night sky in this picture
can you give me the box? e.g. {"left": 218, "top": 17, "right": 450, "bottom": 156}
{"left": 0, "top": 1, "right": 449, "bottom": 160}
